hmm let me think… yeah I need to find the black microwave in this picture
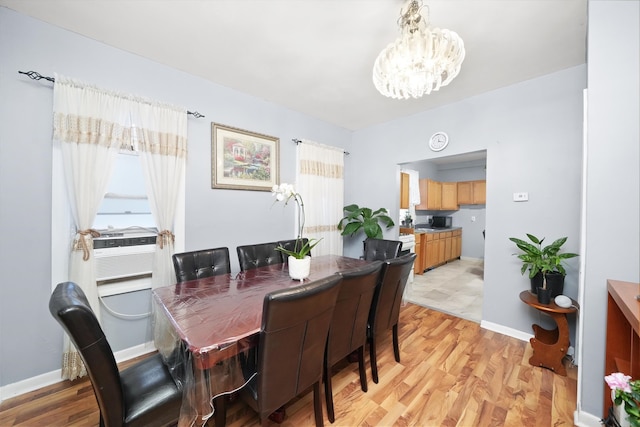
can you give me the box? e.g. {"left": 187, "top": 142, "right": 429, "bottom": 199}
{"left": 432, "top": 216, "right": 452, "bottom": 228}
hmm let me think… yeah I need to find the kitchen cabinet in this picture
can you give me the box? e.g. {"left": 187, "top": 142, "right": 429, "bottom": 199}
{"left": 441, "top": 182, "right": 459, "bottom": 210}
{"left": 422, "top": 228, "right": 463, "bottom": 271}
{"left": 416, "top": 179, "right": 441, "bottom": 210}
{"left": 400, "top": 172, "right": 409, "bottom": 209}
{"left": 414, "top": 232, "right": 423, "bottom": 274}
{"left": 424, "top": 234, "right": 437, "bottom": 270}
{"left": 443, "top": 231, "right": 453, "bottom": 261}
{"left": 452, "top": 229, "right": 462, "bottom": 259}
{"left": 457, "top": 180, "right": 486, "bottom": 205}
{"left": 416, "top": 179, "right": 460, "bottom": 211}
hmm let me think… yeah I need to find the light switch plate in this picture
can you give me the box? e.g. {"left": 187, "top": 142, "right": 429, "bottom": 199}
{"left": 513, "top": 192, "right": 529, "bottom": 202}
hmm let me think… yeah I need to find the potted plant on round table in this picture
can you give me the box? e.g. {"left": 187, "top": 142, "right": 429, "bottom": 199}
{"left": 509, "top": 233, "right": 578, "bottom": 302}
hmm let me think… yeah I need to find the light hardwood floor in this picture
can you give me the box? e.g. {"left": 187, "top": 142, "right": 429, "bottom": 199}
{"left": 0, "top": 303, "right": 577, "bottom": 427}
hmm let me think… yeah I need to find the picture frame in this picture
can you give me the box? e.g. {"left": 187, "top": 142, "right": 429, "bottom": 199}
{"left": 211, "top": 123, "right": 280, "bottom": 191}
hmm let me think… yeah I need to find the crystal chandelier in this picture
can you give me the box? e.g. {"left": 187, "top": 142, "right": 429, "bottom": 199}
{"left": 373, "top": 0, "right": 465, "bottom": 99}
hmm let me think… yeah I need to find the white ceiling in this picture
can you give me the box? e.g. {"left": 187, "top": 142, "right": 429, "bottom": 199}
{"left": 1, "top": 0, "right": 587, "bottom": 131}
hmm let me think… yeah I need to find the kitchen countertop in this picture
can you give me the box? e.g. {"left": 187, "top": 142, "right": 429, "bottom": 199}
{"left": 411, "top": 226, "right": 462, "bottom": 234}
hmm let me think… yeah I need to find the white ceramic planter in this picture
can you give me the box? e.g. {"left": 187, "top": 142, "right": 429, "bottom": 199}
{"left": 288, "top": 256, "right": 311, "bottom": 281}
{"left": 612, "top": 390, "right": 632, "bottom": 427}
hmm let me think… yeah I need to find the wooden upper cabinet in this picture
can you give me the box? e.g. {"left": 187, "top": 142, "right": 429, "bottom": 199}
{"left": 441, "top": 182, "right": 458, "bottom": 210}
{"left": 457, "top": 180, "right": 486, "bottom": 205}
{"left": 400, "top": 172, "right": 409, "bottom": 209}
{"left": 416, "top": 179, "right": 442, "bottom": 210}
{"left": 473, "top": 180, "right": 486, "bottom": 204}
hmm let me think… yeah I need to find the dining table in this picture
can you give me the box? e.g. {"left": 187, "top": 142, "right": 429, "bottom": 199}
{"left": 151, "top": 254, "right": 372, "bottom": 427}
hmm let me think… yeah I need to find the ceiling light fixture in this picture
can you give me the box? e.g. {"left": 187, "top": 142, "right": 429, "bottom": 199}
{"left": 373, "top": 0, "right": 465, "bottom": 99}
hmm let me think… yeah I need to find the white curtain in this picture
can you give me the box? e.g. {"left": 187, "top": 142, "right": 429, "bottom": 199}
{"left": 53, "top": 75, "right": 128, "bottom": 379}
{"left": 53, "top": 75, "right": 187, "bottom": 379}
{"left": 135, "top": 102, "right": 187, "bottom": 288}
{"left": 296, "top": 140, "right": 345, "bottom": 256}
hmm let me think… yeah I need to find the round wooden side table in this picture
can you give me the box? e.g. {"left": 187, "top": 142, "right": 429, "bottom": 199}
{"left": 519, "top": 290, "right": 579, "bottom": 376}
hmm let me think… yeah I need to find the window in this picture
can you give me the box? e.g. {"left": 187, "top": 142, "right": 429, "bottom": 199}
{"left": 93, "top": 150, "right": 155, "bottom": 231}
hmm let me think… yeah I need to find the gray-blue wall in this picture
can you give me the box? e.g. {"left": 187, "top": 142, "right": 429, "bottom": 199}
{"left": 1, "top": 3, "right": 638, "bottom": 423}
{"left": 0, "top": 6, "right": 350, "bottom": 388}
{"left": 580, "top": 0, "right": 640, "bottom": 418}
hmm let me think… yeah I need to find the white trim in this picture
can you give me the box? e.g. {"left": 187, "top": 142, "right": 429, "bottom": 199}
{"left": 573, "top": 404, "right": 604, "bottom": 427}
{"left": 0, "top": 342, "right": 156, "bottom": 403}
{"left": 576, "top": 87, "right": 589, "bottom": 416}
{"left": 480, "top": 320, "right": 533, "bottom": 342}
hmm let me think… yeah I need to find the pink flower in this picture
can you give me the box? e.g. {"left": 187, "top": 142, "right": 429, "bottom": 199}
{"left": 605, "top": 372, "right": 633, "bottom": 393}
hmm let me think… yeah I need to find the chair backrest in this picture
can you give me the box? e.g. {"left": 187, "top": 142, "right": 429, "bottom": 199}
{"left": 255, "top": 274, "right": 343, "bottom": 418}
{"left": 277, "top": 238, "right": 310, "bottom": 260}
{"left": 172, "top": 247, "right": 231, "bottom": 283}
{"left": 363, "top": 238, "right": 403, "bottom": 261}
{"left": 327, "top": 261, "right": 383, "bottom": 366}
{"left": 236, "top": 242, "right": 283, "bottom": 271}
{"left": 49, "top": 282, "right": 124, "bottom": 427}
{"left": 369, "top": 253, "right": 416, "bottom": 335}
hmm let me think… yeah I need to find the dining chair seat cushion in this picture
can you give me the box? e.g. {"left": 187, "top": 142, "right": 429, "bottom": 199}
{"left": 120, "top": 353, "right": 184, "bottom": 427}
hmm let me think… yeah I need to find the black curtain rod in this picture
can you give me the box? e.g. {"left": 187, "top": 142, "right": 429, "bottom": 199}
{"left": 18, "top": 70, "right": 204, "bottom": 118}
{"left": 292, "top": 138, "right": 349, "bottom": 155}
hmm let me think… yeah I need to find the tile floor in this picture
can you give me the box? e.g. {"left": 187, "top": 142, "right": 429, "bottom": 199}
{"left": 404, "top": 258, "right": 484, "bottom": 323}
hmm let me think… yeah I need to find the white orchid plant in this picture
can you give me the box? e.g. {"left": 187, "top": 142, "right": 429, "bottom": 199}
{"left": 271, "top": 183, "right": 321, "bottom": 259}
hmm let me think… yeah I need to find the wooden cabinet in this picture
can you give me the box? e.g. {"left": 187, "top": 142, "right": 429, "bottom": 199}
{"left": 452, "top": 229, "right": 462, "bottom": 259}
{"left": 457, "top": 180, "right": 486, "bottom": 205}
{"left": 441, "top": 182, "right": 458, "bottom": 210}
{"left": 473, "top": 180, "right": 486, "bottom": 204}
{"left": 414, "top": 232, "right": 423, "bottom": 274}
{"left": 416, "top": 179, "right": 462, "bottom": 211}
{"left": 603, "top": 280, "right": 640, "bottom": 417}
{"left": 422, "top": 229, "right": 463, "bottom": 270}
{"left": 400, "top": 172, "right": 410, "bottom": 209}
{"left": 443, "top": 231, "right": 453, "bottom": 261}
{"left": 415, "top": 179, "right": 438, "bottom": 210}
{"left": 424, "top": 234, "right": 437, "bottom": 270}
{"left": 416, "top": 179, "right": 442, "bottom": 210}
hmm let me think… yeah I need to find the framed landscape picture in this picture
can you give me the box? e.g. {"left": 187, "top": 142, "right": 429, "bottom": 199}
{"left": 211, "top": 123, "right": 279, "bottom": 191}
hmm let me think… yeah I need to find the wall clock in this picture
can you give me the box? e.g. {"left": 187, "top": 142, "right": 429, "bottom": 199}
{"left": 429, "top": 132, "right": 449, "bottom": 152}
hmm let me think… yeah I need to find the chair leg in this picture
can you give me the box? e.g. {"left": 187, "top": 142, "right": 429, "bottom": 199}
{"left": 392, "top": 324, "right": 400, "bottom": 362}
{"left": 357, "top": 345, "right": 367, "bottom": 392}
{"left": 313, "top": 382, "right": 324, "bottom": 427}
{"left": 369, "top": 336, "right": 379, "bottom": 384}
{"left": 324, "top": 358, "right": 335, "bottom": 423}
{"left": 214, "top": 395, "right": 227, "bottom": 427}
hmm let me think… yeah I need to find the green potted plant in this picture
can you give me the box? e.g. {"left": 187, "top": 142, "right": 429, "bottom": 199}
{"left": 337, "top": 204, "right": 395, "bottom": 239}
{"left": 509, "top": 234, "right": 578, "bottom": 300}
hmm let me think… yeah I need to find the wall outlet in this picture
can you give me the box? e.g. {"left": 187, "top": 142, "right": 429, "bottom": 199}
{"left": 471, "top": 216, "right": 476, "bottom": 222}
{"left": 513, "top": 192, "right": 529, "bottom": 202}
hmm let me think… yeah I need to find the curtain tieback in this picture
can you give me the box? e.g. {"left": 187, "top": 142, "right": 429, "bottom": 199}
{"left": 74, "top": 229, "right": 101, "bottom": 261}
{"left": 157, "top": 230, "right": 175, "bottom": 249}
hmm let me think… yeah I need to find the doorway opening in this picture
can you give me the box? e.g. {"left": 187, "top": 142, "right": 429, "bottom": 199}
{"left": 399, "top": 150, "right": 487, "bottom": 322}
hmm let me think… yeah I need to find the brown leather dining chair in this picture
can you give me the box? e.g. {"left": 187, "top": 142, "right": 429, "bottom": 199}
{"left": 324, "top": 261, "right": 383, "bottom": 423}
{"left": 172, "top": 246, "right": 231, "bottom": 282}
{"left": 238, "top": 274, "right": 343, "bottom": 427}
{"left": 367, "top": 253, "right": 416, "bottom": 383}
{"left": 236, "top": 242, "right": 283, "bottom": 271}
{"left": 49, "top": 282, "right": 183, "bottom": 427}
{"left": 362, "top": 238, "right": 403, "bottom": 261}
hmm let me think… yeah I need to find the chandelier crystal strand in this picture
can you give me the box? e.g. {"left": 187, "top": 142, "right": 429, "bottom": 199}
{"left": 373, "top": 0, "right": 465, "bottom": 99}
